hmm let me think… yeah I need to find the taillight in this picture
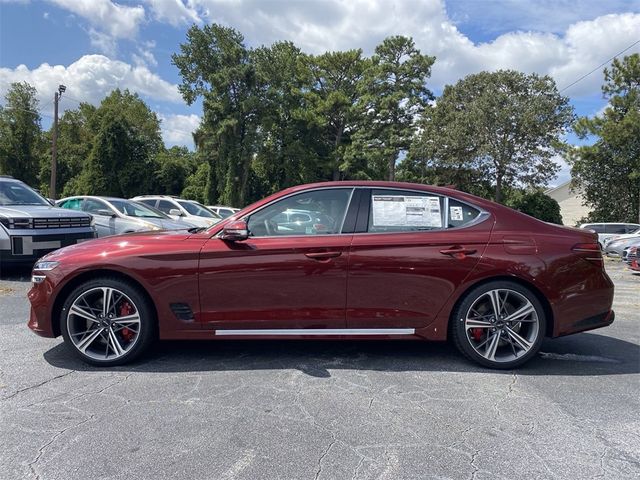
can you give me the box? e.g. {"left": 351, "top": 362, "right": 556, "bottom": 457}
{"left": 572, "top": 242, "right": 604, "bottom": 266}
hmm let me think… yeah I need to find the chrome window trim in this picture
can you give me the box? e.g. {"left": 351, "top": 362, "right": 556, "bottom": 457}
{"left": 230, "top": 186, "right": 356, "bottom": 239}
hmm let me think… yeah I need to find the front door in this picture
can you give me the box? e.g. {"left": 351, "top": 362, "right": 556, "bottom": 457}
{"left": 347, "top": 188, "right": 492, "bottom": 329}
{"left": 198, "top": 188, "right": 355, "bottom": 331}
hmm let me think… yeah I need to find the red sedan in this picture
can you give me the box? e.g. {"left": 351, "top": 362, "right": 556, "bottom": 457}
{"left": 28, "top": 182, "right": 615, "bottom": 369}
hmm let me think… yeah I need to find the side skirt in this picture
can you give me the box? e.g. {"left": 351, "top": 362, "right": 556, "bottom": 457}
{"left": 214, "top": 328, "right": 415, "bottom": 336}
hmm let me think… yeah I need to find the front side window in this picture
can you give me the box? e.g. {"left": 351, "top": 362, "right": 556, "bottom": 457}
{"left": 247, "top": 188, "right": 352, "bottom": 237}
{"left": 156, "top": 200, "right": 175, "bottom": 214}
{"left": 110, "top": 200, "right": 164, "bottom": 218}
{"left": 82, "top": 199, "right": 111, "bottom": 215}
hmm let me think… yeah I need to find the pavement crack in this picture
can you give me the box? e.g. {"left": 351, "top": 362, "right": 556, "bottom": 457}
{"left": 26, "top": 414, "right": 95, "bottom": 479}
{"left": 469, "top": 449, "right": 480, "bottom": 480}
{"left": 2, "top": 371, "right": 75, "bottom": 401}
{"left": 314, "top": 438, "right": 336, "bottom": 480}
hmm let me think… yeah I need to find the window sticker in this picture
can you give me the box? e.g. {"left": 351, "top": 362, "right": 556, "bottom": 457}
{"left": 450, "top": 206, "right": 464, "bottom": 222}
{"left": 372, "top": 195, "right": 442, "bottom": 228}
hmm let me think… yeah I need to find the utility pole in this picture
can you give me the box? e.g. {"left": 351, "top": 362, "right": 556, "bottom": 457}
{"left": 50, "top": 84, "right": 65, "bottom": 200}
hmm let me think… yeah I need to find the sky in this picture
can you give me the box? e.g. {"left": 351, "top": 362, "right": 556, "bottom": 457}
{"left": 1, "top": 0, "right": 639, "bottom": 186}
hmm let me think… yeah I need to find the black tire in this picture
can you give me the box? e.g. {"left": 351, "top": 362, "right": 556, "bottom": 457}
{"left": 60, "top": 276, "right": 156, "bottom": 366}
{"left": 450, "top": 280, "right": 546, "bottom": 369}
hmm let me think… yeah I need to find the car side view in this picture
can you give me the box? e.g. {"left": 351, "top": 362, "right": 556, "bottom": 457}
{"left": 28, "top": 182, "right": 615, "bottom": 369}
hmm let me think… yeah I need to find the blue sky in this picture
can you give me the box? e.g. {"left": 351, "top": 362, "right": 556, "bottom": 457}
{"left": 1, "top": 0, "right": 639, "bottom": 186}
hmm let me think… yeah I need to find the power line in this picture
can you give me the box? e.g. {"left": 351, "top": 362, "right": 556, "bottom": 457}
{"left": 0, "top": 105, "right": 54, "bottom": 119}
{"left": 559, "top": 38, "right": 640, "bottom": 93}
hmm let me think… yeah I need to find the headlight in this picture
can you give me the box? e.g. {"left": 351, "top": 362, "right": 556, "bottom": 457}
{"left": 33, "top": 260, "right": 60, "bottom": 271}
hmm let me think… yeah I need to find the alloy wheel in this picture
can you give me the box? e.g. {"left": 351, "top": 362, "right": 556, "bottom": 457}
{"left": 464, "top": 288, "right": 540, "bottom": 363}
{"left": 66, "top": 287, "right": 141, "bottom": 361}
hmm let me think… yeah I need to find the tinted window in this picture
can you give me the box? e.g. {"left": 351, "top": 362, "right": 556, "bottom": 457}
{"left": 59, "top": 198, "right": 83, "bottom": 211}
{"left": 248, "top": 188, "right": 352, "bottom": 237}
{"left": 156, "top": 199, "right": 176, "bottom": 214}
{"left": 367, "top": 189, "right": 445, "bottom": 233}
{"left": 0, "top": 181, "right": 49, "bottom": 206}
{"left": 110, "top": 199, "right": 164, "bottom": 218}
{"left": 447, "top": 198, "right": 481, "bottom": 228}
{"left": 586, "top": 224, "right": 605, "bottom": 233}
{"left": 137, "top": 199, "right": 157, "bottom": 208}
{"left": 82, "top": 199, "right": 111, "bottom": 215}
{"left": 218, "top": 208, "right": 234, "bottom": 218}
{"left": 605, "top": 224, "right": 627, "bottom": 234}
{"left": 177, "top": 200, "right": 219, "bottom": 219}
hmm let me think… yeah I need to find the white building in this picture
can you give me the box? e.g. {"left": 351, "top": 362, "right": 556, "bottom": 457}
{"left": 545, "top": 180, "right": 590, "bottom": 227}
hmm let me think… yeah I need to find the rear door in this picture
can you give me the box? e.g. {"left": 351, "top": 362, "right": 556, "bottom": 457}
{"left": 346, "top": 188, "right": 492, "bottom": 329}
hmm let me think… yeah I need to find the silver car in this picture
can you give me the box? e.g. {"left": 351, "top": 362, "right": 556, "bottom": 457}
{"left": 0, "top": 176, "right": 96, "bottom": 265}
{"left": 603, "top": 235, "right": 640, "bottom": 258}
{"left": 132, "top": 195, "right": 221, "bottom": 229}
{"left": 56, "top": 196, "right": 197, "bottom": 237}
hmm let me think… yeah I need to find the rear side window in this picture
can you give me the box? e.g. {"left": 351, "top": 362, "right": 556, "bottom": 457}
{"left": 367, "top": 189, "right": 445, "bottom": 233}
{"left": 447, "top": 199, "right": 481, "bottom": 228}
{"left": 605, "top": 224, "right": 627, "bottom": 234}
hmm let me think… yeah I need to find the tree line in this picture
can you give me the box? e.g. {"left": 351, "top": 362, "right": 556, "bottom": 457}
{"left": 0, "top": 24, "right": 638, "bottom": 224}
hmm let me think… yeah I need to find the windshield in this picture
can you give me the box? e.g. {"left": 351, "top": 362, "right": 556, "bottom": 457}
{"left": 177, "top": 201, "right": 220, "bottom": 219}
{"left": 109, "top": 199, "right": 165, "bottom": 218}
{"left": 0, "top": 181, "right": 50, "bottom": 206}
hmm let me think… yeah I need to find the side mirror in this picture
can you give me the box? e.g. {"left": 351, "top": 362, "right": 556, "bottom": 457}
{"left": 96, "top": 209, "right": 115, "bottom": 217}
{"left": 169, "top": 209, "right": 183, "bottom": 217}
{"left": 220, "top": 219, "right": 249, "bottom": 241}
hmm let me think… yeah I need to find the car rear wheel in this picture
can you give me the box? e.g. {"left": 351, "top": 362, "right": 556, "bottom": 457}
{"left": 60, "top": 277, "right": 155, "bottom": 366}
{"left": 450, "top": 281, "right": 546, "bottom": 369}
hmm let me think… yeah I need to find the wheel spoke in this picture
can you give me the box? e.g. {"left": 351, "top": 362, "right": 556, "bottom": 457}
{"left": 504, "top": 326, "right": 532, "bottom": 351}
{"left": 102, "top": 288, "right": 114, "bottom": 317}
{"left": 488, "top": 290, "right": 503, "bottom": 317}
{"left": 483, "top": 332, "right": 501, "bottom": 361}
{"left": 503, "top": 303, "right": 535, "bottom": 323}
{"left": 75, "top": 328, "right": 105, "bottom": 353}
{"left": 112, "top": 313, "right": 140, "bottom": 326}
{"left": 107, "top": 328, "right": 125, "bottom": 356}
{"left": 465, "top": 318, "right": 494, "bottom": 329}
{"left": 69, "top": 304, "right": 99, "bottom": 323}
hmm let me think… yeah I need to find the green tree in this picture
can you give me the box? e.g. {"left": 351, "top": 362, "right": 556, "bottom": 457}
{"left": 181, "top": 160, "right": 210, "bottom": 203}
{"left": 352, "top": 36, "right": 434, "bottom": 181}
{"left": 507, "top": 190, "right": 563, "bottom": 224}
{"left": 570, "top": 54, "right": 640, "bottom": 223}
{"left": 68, "top": 90, "right": 162, "bottom": 197}
{"left": 407, "top": 70, "right": 574, "bottom": 202}
{"left": 304, "top": 49, "right": 369, "bottom": 181}
{"left": 0, "top": 82, "right": 44, "bottom": 186}
{"left": 173, "top": 24, "right": 260, "bottom": 206}
{"left": 155, "top": 146, "right": 198, "bottom": 196}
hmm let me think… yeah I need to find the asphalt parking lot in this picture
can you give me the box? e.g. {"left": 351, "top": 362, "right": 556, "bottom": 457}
{"left": 1, "top": 262, "right": 638, "bottom": 480}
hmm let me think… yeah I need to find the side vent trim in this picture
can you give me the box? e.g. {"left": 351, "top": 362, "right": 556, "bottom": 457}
{"left": 170, "top": 303, "right": 195, "bottom": 322}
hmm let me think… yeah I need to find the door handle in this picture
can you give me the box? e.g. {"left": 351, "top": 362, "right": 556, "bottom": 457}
{"left": 439, "top": 246, "right": 477, "bottom": 258}
{"left": 304, "top": 251, "right": 342, "bottom": 261}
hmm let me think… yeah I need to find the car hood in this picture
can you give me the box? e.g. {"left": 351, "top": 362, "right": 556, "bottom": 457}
{"left": 41, "top": 229, "right": 197, "bottom": 262}
{"left": 0, "top": 205, "right": 92, "bottom": 219}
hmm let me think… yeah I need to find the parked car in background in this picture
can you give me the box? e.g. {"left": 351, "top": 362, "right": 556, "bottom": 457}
{"left": 132, "top": 195, "right": 221, "bottom": 229}
{"left": 603, "top": 226, "right": 640, "bottom": 247}
{"left": 29, "top": 181, "right": 614, "bottom": 369}
{"left": 0, "top": 176, "right": 95, "bottom": 265}
{"left": 57, "top": 196, "right": 196, "bottom": 237}
{"left": 580, "top": 222, "right": 640, "bottom": 247}
{"left": 626, "top": 245, "right": 639, "bottom": 272}
{"left": 603, "top": 234, "right": 640, "bottom": 258}
{"left": 207, "top": 205, "right": 240, "bottom": 219}
{"left": 622, "top": 239, "right": 640, "bottom": 262}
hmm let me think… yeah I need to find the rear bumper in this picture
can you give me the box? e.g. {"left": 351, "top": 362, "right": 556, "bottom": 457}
{"left": 555, "top": 310, "right": 615, "bottom": 337}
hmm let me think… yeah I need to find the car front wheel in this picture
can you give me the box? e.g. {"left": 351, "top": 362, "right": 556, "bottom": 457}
{"left": 451, "top": 281, "right": 546, "bottom": 369}
{"left": 60, "top": 277, "right": 155, "bottom": 366}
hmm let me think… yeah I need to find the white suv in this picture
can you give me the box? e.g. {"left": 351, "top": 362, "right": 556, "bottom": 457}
{"left": 579, "top": 222, "right": 640, "bottom": 247}
{"left": 132, "top": 196, "right": 221, "bottom": 229}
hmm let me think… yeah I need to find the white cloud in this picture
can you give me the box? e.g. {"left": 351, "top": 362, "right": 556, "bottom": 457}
{"left": 0, "top": 55, "right": 182, "bottom": 111}
{"left": 47, "top": 0, "right": 145, "bottom": 39}
{"left": 159, "top": 113, "right": 200, "bottom": 147}
{"left": 182, "top": 0, "right": 640, "bottom": 96}
{"left": 146, "top": 0, "right": 201, "bottom": 26}
{"left": 88, "top": 28, "right": 118, "bottom": 56}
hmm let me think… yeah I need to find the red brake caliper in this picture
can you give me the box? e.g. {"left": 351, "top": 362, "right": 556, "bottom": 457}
{"left": 471, "top": 328, "right": 484, "bottom": 342}
{"left": 119, "top": 302, "right": 135, "bottom": 342}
